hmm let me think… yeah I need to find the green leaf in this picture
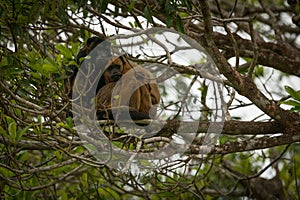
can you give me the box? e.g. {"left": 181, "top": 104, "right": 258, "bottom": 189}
{"left": 114, "top": 6, "right": 120, "bottom": 17}
{"left": 176, "top": 14, "right": 184, "bottom": 33}
{"left": 99, "top": 0, "right": 108, "bottom": 13}
{"left": 30, "top": 72, "right": 42, "bottom": 80}
{"left": 42, "top": 63, "right": 58, "bottom": 73}
{"left": 66, "top": 117, "right": 74, "bottom": 128}
{"left": 114, "top": 95, "right": 120, "bottom": 100}
{"left": 81, "top": 173, "right": 88, "bottom": 188}
{"left": 56, "top": 119, "right": 73, "bottom": 130}
{"left": 83, "top": 9, "right": 88, "bottom": 18}
{"left": 42, "top": 58, "right": 59, "bottom": 74}
{"left": 128, "top": 0, "right": 137, "bottom": 12}
{"left": 166, "top": 14, "right": 173, "bottom": 27}
{"left": 16, "top": 125, "right": 31, "bottom": 143}
{"left": 8, "top": 121, "right": 17, "bottom": 143}
{"left": 11, "top": 23, "right": 21, "bottom": 37}
{"left": 54, "top": 150, "right": 62, "bottom": 161}
{"left": 58, "top": 7, "right": 68, "bottom": 24}
{"left": 284, "top": 85, "right": 300, "bottom": 101}
{"left": 129, "top": 21, "right": 134, "bottom": 28}
{"left": 183, "top": 0, "right": 192, "bottom": 11}
{"left": 102, "top": 187, "right": 120, "bottom": 199}
{"left": 281, "top": 99, "right": 300, "bottom": 107}
{"left": 254, "top": 66, "right": 264, "bottom": 77}
{"left": 291, "top": 106, "right": 300, "bottom": 112}
{"left": 164, "top": 0, "right": 173, "bottom": 15}
{"left": 144, "top": 6, "right": 154, "bottom": 24}
{"left": 55, "top": 44, "right": 72, "bottom": 58}
{"left": 67, "top": 60, "right": 78, "bottom": 67}
{"left": 0, "top": 126, "right": 8, "bottom": 137}
{"left": 0, "top": 167, "right": 15, "bottom": 177}
{"left": 160, "top": 192, "right": 176, "bottom": 197}
{"left": 200, "top": 85, "right": 208, "bottom": 102}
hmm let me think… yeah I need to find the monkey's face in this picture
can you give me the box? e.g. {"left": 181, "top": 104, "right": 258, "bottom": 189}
{"left": 102, "top": 56, "right": 128, "bottom": 84}
{"left": 104, "top": 64, "right": 122, "bottom": 83}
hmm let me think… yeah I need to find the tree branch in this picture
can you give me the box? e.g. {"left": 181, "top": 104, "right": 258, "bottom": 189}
{"left": 199, "top": 0, "right": 300, "bottom": 128}
{"left": 189, "top": 133, "right": 300, "bottom": 155}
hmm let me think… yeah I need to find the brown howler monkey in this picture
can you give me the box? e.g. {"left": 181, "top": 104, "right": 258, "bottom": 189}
{"left": 96, "top": 55, "right": 160, "bottom": 120}
{"left": 65, "top": 36, "right": 160, "bottom": 121}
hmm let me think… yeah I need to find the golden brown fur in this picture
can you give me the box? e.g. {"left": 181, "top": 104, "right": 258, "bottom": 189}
{"left": 96, "top": 56, "right": 160, "bottom": 119}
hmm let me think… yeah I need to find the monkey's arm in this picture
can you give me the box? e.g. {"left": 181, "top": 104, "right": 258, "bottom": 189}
{"left": 149, "top": 82, "right": 160, "bottom": 105}
{"left": 130, "top": 62, "right": 160, "bottom": 106}
{"left": 113, "top": 62, "right": 161, "bottom": 116}
{"left": 96, "top": 81, "right": 151, "bottom": 120}
{"left": 96, "top": 82, "right": 116, "bottom": 109}
{"left": 96, "top": 106, "right": 151, "bottom": 120}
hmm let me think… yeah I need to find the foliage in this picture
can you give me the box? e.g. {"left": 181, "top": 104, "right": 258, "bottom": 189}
{"left": 282, "top": 86, "right": 300, "bottom": 112}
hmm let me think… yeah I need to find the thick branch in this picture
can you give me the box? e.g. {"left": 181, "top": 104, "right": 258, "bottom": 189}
{"left": 212, "top": 32, "right": 300, "bottom": 77}
{"left": 156, "top": 120, "right": 283, "bottom": 137}
{"left": 0, "top": 120, "right": 284, "bottom": 151}
{"left": 199, "top": 0, "right": 300, "bottom": 128}
{"left": 199, "top": 132, "right": 300, "bottom": 155}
